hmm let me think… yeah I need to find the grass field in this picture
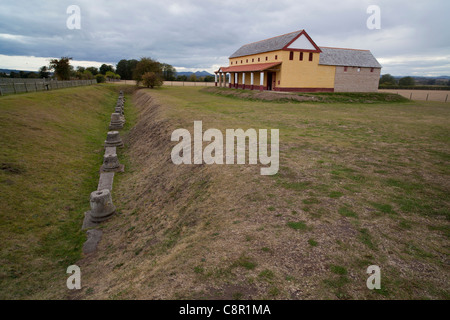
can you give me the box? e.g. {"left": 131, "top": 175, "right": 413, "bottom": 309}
{"left": 1, "top": 85, "right": 448, "bottom": 299}
{"left": 0, "top": 84, "right": 136, "bottom": 299}
{"left": 70, "top": 86, "right": 449, "bottom": 300}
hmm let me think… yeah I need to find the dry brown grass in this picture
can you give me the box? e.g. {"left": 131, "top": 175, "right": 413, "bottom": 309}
{"left": 379, "top": 89, "right": 450, "bottom": 102}
{"left": 71, "top": 87, "right": 449, "bottom": 300}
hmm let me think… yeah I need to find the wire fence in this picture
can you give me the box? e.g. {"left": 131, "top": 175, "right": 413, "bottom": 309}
{"left": 378, "top": 89, "right": 450, "bottom": 102}
{"left": 0, "top": 78, "right": 96, "bottom": 96}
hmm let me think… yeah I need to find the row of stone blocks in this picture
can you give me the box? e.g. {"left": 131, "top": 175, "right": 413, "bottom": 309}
{"left": 82, "top": 92, "right": 126, "bottom": 246}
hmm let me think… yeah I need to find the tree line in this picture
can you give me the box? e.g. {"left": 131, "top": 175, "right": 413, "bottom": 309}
{"left": 1, "top": 56, "right": 214, "bottom": 88}
{"left": 380, "top": 74, "right": 450, "bottom": 87}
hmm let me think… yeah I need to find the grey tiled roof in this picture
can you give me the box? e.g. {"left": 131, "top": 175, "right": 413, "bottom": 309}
{"left": 229, "top": 30, "right": 303, "bottom": 58}
{"left": 319, "top": 47, "right": 382, "bottom": 68}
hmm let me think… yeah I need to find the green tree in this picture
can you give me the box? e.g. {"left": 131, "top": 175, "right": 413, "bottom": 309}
{"left": 142, "top": 71, "right": 163, "bottom": 88}
{"left": 95, "top": 73, "right": 106, "bottom": 83}
{"left": 379, "top": 74, "right": 397, "bottom": 85}
{"left": 82, "top": 70, "right": 94, "bottom": 80}
{"left": 105, "top": 71, "right": 116, "bottom": 81}
{"left": 133, "top": 57, "right": 162, "bottom": 85}
{"left": 39, "top": 66, "right": 50, "bottom": 78}
{"left": 49, "top": 57, "right": 73, "bottom": 80}
{"left": 116, "top": 59, "right": 138, "bottom": 80}
{"left": 189, "top": 73, "right": 197, "bottom": 82}
{"left": 86, "top": 67, "right": 99, "bottom": 76}
{"left": 398, "top": 76, "right": 415, "bottom": 86}
{"left": 99, "top": 64, "right": 115, "bottom": 75}
{"left": 161, "top": 63, "right": 177, "bottom": 81}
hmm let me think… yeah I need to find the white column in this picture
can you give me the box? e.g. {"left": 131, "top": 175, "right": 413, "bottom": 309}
{"left": 242, "top": 73, "right": 246, "bottom": 89}
{"left": 234, "top": 73, "right": 238, "bottom": 88}
{"left": 228, "top": 73, "right": 232, "bottom": 87}
{"left": 260, "top": 72, "right": 264, "bottom": 91}
{"left": 250, "top": 72, "right": 254, "bottom": 89}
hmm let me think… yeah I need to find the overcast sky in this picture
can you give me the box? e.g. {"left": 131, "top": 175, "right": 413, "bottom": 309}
{"left": 0, "top": 0, "right": 448, "bottom": 76}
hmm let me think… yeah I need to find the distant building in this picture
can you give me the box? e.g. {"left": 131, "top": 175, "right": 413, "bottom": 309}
{"left": 215, "top": 30, "right": 382, "bottom": 92}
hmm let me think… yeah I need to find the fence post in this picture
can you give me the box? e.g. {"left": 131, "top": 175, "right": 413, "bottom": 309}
{"left": 0, "top": 85, "right": 3, "bottom": 96}
{"left": 13, "top": 82, "right": 17, "bottom": 94}
{"left": 426, "top": 93, "right": 429, "bottom": 101}
{"left": 35, "top": 81, "right": 38, "bottom": 92}
{"left": 446, "top": 94, "right": 448, "bottom": 103}
{"left": 410, "top": 92, "right": 412, "bottom": 100}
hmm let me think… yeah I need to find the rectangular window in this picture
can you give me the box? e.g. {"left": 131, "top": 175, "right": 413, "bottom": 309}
{"left": 246, "top": 59, "right": 248, "bottom": 63}
{"left": 299, "top": 52, "right": 303, "bottom": 61}
{"left": 309, "top": 53, "right": 313, "bottom": 61}
{"left": 231, "top": 61, "right": 233, "bottom": 65}
{"left": 370, "top": 68, "right": 374, "bottom": 72}
{"left": 275, "top": 55, "right": 278, "bottom": 60}
{"left": 241, "top": 60, "right": 243, "bottom": 63}
{"left": 258, "top": 57, "right": 260, "bottom": 62}
{"left": 266, "top": 56, "right": 268, "bottom": 61}
{"left": 344, "top": 66, "right": 348, "bottom": 72}
{"left": 289, "top": 51, "right": 294, "bottom": 60}
{"left": 252, "top": 58, "right": 254, "bottom": 62}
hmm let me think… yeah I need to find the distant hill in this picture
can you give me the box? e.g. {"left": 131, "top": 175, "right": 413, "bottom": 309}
{"left": 0, "top": 68, "right": 38, "bottom": 75}
{"left": 176, "top": 70, "right": 213, "bottom": 77}
{"left": 381, "top": 75, "right": 450, "bottom": 86}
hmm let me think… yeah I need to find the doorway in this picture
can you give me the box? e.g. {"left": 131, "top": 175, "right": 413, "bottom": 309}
{"left": 267, "top": 72, "right": 273, "bottom": 90}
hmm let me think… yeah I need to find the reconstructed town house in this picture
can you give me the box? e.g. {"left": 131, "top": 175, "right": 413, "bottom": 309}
{"left": 215, "top": 30, "right": 382, "bottom": 92}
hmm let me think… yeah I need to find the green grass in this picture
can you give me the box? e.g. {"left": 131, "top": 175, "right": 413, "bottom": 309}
{"left": 286, "top": 221, "right": 308, "bottom": 230}
{"left": 0, "top": 84, "right": 134, "bottom": 299}
{"left": 129, "top": 87, "right": 449, "bottom": 299}
{"left": 52, "top": 86, "right": 449, "bottom": 300}
{"left": 338, "top": 206, "right": 358, "bottom": 218}
{"left": 232, "top": 255, "right": 257, "bottom": 270}
{"left": 330, "top": 265, "right": 348, "bottom": 275}
{"left": 202, "top": 87, "right": 410, "bottom": 104}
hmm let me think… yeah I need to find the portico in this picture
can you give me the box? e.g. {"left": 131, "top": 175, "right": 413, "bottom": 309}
{"left": 215, "top": 62, "right": 281, "bottom": 91}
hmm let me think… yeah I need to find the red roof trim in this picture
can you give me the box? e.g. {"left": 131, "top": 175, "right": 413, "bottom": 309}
{"left": 218, "top": 62, "right": 282, "bottom": 73}
{"left": 282, "top": 30, "right": 322, "bottom": 53}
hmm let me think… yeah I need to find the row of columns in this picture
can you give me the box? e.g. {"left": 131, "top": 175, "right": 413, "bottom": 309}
{"left": 215, "top": 71, "right": 265, "bottom": 91}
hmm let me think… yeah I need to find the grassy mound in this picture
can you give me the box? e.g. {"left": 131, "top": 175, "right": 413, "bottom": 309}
{"left": 0, "top": 84, "right": 137, "bottom": 299}
{"left": 201, "top": 87, "right": 410, "bottom": 104}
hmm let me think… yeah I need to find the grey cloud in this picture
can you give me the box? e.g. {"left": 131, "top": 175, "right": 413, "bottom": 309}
{"left": 0, "top": 0, "right": 449, "bottom": 75}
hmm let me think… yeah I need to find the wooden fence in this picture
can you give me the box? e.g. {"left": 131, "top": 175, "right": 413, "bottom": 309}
{"left": 0, "top": 78, "right": 96, "bottom": 96}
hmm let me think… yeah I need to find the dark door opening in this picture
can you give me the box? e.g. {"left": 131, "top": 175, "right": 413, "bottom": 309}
{"left": 267, "top": 72, "right": 273, "bottom": 90}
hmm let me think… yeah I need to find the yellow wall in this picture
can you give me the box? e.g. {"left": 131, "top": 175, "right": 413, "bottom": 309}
{"left": 229, "top": 50, "right": 336, "bottom": 89}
